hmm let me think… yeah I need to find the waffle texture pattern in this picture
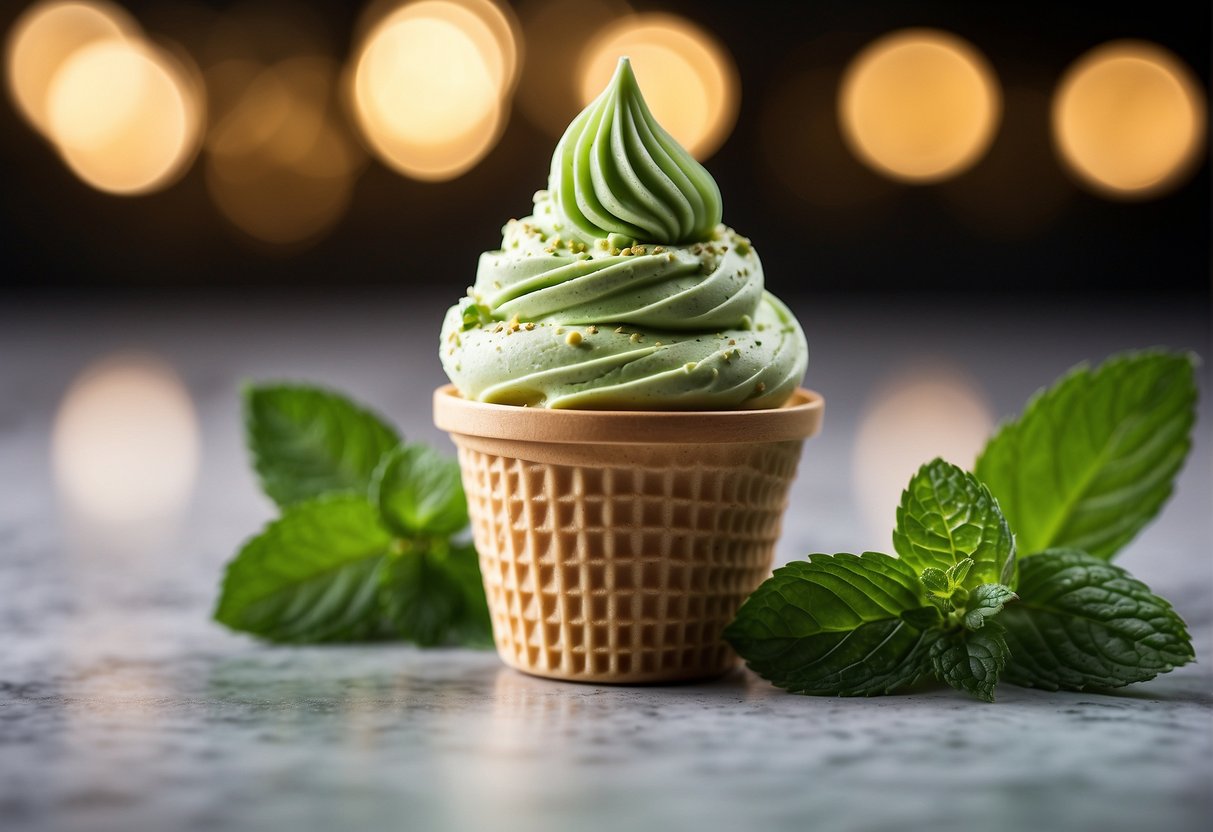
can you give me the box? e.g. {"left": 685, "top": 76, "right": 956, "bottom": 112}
{"left": 458, "top": 440, "right": 804, "bottom": 682}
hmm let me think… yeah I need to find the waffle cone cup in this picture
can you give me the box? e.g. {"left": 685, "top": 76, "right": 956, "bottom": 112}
{"left": 433, "top": 385, "right": 824, "bottom": 684}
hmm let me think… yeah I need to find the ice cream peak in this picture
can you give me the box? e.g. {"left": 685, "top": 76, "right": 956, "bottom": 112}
{"left": 549, "top": 57, "right": 722, "bottom": 245}
{"left": 439, "top": 59, "right": 808, "bottom": 410}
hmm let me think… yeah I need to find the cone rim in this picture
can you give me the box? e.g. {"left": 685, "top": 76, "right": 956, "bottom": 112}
{"left": 433, "top": 384, "right": 823, "bottom": 445}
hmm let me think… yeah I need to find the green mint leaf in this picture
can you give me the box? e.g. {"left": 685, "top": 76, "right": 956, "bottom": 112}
{"left": 947, "top": 558, "right": 974, "bottom": 587}
{"left": 963, "top": 584, "right": 1017, "bottom": 631}
{"left": 930, "top": 621, "right": 1009, "bottom": 702}
{"left": 893, "top": 459, "right": 1015, "bottom": 588}
{"left": 371, "top": 443, "right": 468, "bottom": 537}
{"left": 927, "top": 596, "right": 954, "bottom": 614}
{"left": 999, "top": 542, "right": 1017, "bottom": 586}
{"left": 245, "top": 384, "right": 400, "bottom": 507}
{"left": 920, "top": 568, "right": 949, "bottom": 593}
{"left": 379, "top": 540, "right": 492, "bottom": 647}
{"left": 380, "top": 543, "right": 463, "bottom": 646}
{"left": 975, "top": 351, "right": 1197, "bottom": 560}
{"left": 214, "top": 496, "right": 391, "bottom": 642}
{"left": 724, "top": 552, "right": 938, "bottom": 696}
{"left": 901, "top": 606, "right": 945, "bottom": 630}
{"left": 1000, "top": 549, "right": 1195, "bottom": 690}
{"left": 445, "top": 541, "right": 494, "bottom": 647}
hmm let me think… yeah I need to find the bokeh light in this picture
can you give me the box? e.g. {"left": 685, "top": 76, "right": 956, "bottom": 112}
{"left": 47, "top": 38, "right": 202, "bottom": 195}
{"left": 5, "top": 0, "right": 139, "bottom": 134}
{"left": 450, "top": 0, "right": 522, "bottom": 94}
{"left": 351, "top": 0, "right": 517, "bottom": 180}
{"left": 1053, "top": 41, "right": 1205, "bottom": 199}
{"left": 579, "top": 12, "right": 738, "bottom": 160}
{"left": 840, "top": 29, "right": 1001, "bottom": 182}
{"left": 5, "top": 1, "right": 203, "bottom": 195}
{"left": 354, "top": 0, "right": 521, "bottom": 93}
{"left": 516, "top": 0, "right": 629, "bottom": 139}
{"left": 206, "top": 56, "right": 364, "bottom": 246}
{"left": 53, "top": 354, "right": 200, "bottom": 525}
{"left": 852, "top": 364, "right": 995, "bottom": 546}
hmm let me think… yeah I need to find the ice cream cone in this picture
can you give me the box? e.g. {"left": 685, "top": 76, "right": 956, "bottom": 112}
{"left": 433, "top": 385, "right": 824, "bottom": 683}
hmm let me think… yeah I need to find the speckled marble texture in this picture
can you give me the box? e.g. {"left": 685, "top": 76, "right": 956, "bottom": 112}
{"left": 1, "top": 294, "right": 1210, "bottom": 832}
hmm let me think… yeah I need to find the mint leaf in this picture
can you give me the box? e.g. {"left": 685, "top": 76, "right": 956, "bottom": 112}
{"left": 901, "top": 606, "right": 944, "bottom": 630}
{"left": 724, "top": 552, "right": 939, "bottom": 696}
{"left": 245, "top": 384, "right": 400, "bottom": 507}
{"left": 894, "top": 459, "right": 1015, "bottom": 588}
{"left": 920, "top": 568, "right": 949, "bottom": 594}
{"left": 380, "top": 544, "right": 463, "bottom": 646}
{"left": 963, "top": 584, "right": 1017, "bottom": 630}
{"left": 372, "top": 443, "right": 468, "bottom": 537}
{"left": 930, "top": 622, "right": 1009, "bottom": 702}
{"left": 1000, "top": 549, "right": 1194, "bottom": 690}
{"left": 214, "top": 496, "right": 391, "bottom": 642}
{"left": 947, "top": 558, "right": 973, "bottom": 587}
{"left": 445, "top": 541, "right": 494, "bottom": 647}
{"left": 975, "top": 351, "right": 1197, "bottom": 560}
{"left": 380, "top": 540, "right": 493, "bottom": 647}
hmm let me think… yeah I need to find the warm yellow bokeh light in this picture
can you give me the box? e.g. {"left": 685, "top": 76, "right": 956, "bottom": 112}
{"left": 1053, "top": 41, "right": 1205, "bottom": 199}
{"left": 840, "top": 29, "right": 1001, "bottom": 182}
{"left": 446, "top": 0, "right": 521, "bottom": 94}
{"left": 207, "top": 57, "right": 363, "bottom": 246}
{"left": 5, "top": 0, "right": 138, "bottom": 134}
{"left": 354, "top": 0, "right": 520, "bottom": 93}
{"left": 351, "top": 1, "right": 510, "bottom": 180}
{"left": 853, "top": 366, "right": 995, "bottom": 547}
{"left": 53, "top": 354, "right": 200, "bottom": 525}
{"left": 579, "top": 13, "right": 738, "bottom": 160}
{"left": 46, "top": 39, "right": 202, "bottom": 194}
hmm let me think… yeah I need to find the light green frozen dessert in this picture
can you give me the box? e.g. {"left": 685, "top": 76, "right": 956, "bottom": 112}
{"left": 440, "top": 57, "right": 808, "bottom": 410}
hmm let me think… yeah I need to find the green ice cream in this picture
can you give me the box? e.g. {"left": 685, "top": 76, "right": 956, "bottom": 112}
{"left": 440, "top": 57, "right": 808, "bottom": 410}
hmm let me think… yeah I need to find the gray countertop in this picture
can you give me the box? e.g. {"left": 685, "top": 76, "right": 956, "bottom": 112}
{"left": 2, "top": 292, "right": 1210, "bottom": 832}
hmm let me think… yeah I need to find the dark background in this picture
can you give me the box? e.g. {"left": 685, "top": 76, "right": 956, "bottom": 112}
{"left": 1, "top": 0, "right": 1208, "bottom": 297}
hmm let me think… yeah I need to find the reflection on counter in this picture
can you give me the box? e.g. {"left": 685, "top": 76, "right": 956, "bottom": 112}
{"left": 52, "top": 352, "right": 199, "bottom": 553}
{"left": 852, "top": 362, "right": 994, "bottom": 543}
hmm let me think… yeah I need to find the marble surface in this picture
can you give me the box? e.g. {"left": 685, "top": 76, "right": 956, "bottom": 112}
{"left": 1, "top": 292, "right": 1210, "bottom": 832}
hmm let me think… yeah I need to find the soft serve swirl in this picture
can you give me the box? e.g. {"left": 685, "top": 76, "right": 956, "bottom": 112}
{"left": 440, "top": 58, "right": 807, "bottom": 410}
{"left": 549, "top": 55, "right": 721, "bottom": 244}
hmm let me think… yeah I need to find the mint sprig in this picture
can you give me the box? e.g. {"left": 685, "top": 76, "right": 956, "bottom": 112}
{"left": 727, "top": 460, "right": 1021, "bottom": 700}
{"left": 215, "top": 384, "right": 491, "bottom": 648}
{"left": 728, "top": 350, "right": 1197, "bottom": 702}
{"left": 975, "top": 351, "right": 1197, "bottom": 560}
